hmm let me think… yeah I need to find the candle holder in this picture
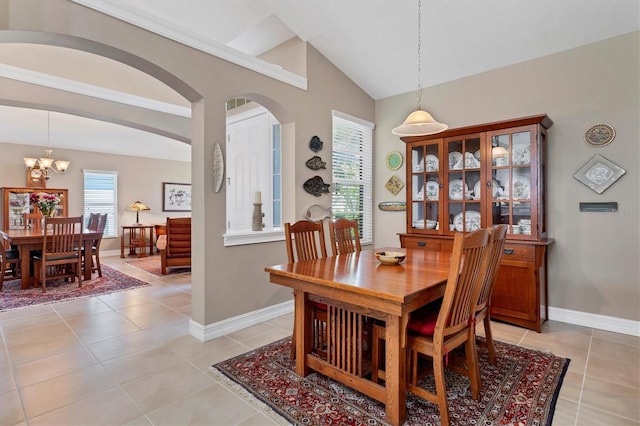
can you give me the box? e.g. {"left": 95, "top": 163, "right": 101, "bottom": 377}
{"left": 252, "top": 203, "right": 265, "bottom": 231}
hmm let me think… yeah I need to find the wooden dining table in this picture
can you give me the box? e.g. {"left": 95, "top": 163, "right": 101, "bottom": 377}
{"left": 265, "top": 247, "right": 453, "bottom": 426}
{"left": 0, "top": 228, "right": 103, "bottom": 289}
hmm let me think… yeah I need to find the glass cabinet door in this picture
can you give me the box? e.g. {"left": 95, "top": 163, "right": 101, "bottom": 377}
{"left": 445, "top": 133, "right": 483, "bottom": 233}
{"left": 7, "top": 191, "right": 31, "bottom": 230}
{"left": 488, "top": 126, "right": 536, "bottom": 238}
{"left": 410, "top": 141, "right": 441, "bottom": 232}
{"left": 3, "top": 188, "right": 68, "bottom": 231}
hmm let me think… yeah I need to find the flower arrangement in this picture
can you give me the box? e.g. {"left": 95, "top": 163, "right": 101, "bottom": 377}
{"left": 30, "top": 192, "right": 62, "bottom": 217}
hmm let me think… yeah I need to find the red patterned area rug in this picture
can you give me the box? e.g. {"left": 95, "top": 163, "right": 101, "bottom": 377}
{"left": 212, "top": 337, "right": 569, "bottom": 426}
{"left": 0, "top": 265, "right": 150, "bottom": 311}
{"left": 125, "top": 257, "right": 191, "bottom": 276}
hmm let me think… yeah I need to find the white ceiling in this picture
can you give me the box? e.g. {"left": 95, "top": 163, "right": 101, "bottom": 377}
{"left": 79, "top": 0, "right": 640, "bottom": 100}
{"left": 1, "top": 0, "right": 638, "bottom": 159}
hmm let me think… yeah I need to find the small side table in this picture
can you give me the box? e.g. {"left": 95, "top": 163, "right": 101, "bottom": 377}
{"left": 120, "top": 225, "right": 154, "bottom": 258}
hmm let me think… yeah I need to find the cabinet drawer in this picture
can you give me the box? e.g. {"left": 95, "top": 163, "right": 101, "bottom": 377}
{"left": 403, "top": 237, "right": 441, "bottom": 251}
{"left": 500, "top": 244, "right": 535, "bottom": 262}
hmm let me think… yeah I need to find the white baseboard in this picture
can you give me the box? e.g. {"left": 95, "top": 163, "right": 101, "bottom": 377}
{"left": 188, "top": 302, "right": 640, "bottom": 342}
{"left": 548, "top": 306, "right": 640, "bottom": 337}
{"left": 189, "top": 301, "right": 293, "bottom": 342}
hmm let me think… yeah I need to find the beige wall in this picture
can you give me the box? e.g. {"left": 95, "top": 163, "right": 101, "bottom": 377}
{"left": 375, "top": 32, "right": 640, "bottom": 322}
{"left": 0, "top": 142, "right": 191, "bottom": 251}
{"left": 0, "top": 0, "right": 375, "bottom": 328}
{"left": 3, "top": 0, "right": 635, "bottom": 328}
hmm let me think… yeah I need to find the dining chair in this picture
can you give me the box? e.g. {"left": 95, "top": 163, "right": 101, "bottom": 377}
{"left": 474, "top": 224, "right": 508, "bottom": 365}
{"left": 23, "top": 213, "right": 43, "bottom": 231}
{"left": 87, "top": 212, "right": 100, "bottom": 231}
{"left": 82, "top": 213, "right": 108, "bottom": 277}
{"left": 284, "top": 220, "right": 328, "bottom": 359}
{"left": 327, "top": 218, "right": 373, "bottom": 357}
{"left": 32, "top": 216, "right": 83, "bottom": 293}
{"left": 370, "top": 228, "right": 491, "bottom": 426}
{"left": 328, "top": 218, "right": 361, "bottom": 255}
{"left": 0, "top": 232, "right": 21, "bottom": 291}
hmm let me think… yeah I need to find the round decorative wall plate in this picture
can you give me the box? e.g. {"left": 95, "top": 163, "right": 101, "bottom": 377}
{"left": 584, "top": 123, "right": 615, "bottom": 147}
{"left": 213, "top": 143, "right": 224, "bottom": 192}
{"left": 386, "top": 151, "right": 403, "bottom": 170}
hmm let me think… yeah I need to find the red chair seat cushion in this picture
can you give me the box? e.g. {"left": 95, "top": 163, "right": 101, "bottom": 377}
{"left": 312, "top": 302, "right": 327, "bottom": 310}
{"left": 407, "top": 300, "right": 443, "bottom": 337}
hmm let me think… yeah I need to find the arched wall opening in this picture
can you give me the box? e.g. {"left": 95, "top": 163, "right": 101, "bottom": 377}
{"left": 1, "top": 0, "right": 374, "bottom": 340}
{"left": 0, "top": 27, "right": 300, "bottom": 336}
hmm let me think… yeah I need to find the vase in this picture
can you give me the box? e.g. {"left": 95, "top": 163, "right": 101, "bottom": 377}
{"left": 42, "top": 212, "right": 55, "bottom": 232}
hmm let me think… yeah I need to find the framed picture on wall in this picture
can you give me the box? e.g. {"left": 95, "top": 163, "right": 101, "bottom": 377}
{"left": 162, "top": 182, "right": 192, "bottom": 211}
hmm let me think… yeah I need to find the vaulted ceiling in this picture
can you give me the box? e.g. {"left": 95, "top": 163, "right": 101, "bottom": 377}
{"left": 1, "top": 0, "right": 638, "bottom": 158}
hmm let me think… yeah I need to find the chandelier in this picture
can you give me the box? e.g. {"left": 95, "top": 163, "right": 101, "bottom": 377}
{"left": 24, "top": 149, "right": 70, "bottom": 180}
{"left": 392, "top": 0, "right": 448, "bottom": 137}
{"left": 23, "top": 113, "right": 70, "bottom": 180}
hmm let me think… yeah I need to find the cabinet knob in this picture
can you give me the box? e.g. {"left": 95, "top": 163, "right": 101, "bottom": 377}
{"left": 503, "top": 248, "right": 515, "bottom": 255}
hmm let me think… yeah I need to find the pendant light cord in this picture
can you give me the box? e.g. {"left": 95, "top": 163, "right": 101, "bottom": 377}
{"left": 416, "top": 0, "right": 423, "bottom": 111}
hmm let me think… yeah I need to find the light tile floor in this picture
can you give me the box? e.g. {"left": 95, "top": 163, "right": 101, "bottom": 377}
{"left": 1, "top": 255, "right": 638, "bottom": 426}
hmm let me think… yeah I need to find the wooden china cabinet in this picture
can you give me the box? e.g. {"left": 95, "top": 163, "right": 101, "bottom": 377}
{"left": 1, "top": 187, "right": 68, "bottom": 231}
{"left": 398, "top": 114, "right": 554, "bottom": 332}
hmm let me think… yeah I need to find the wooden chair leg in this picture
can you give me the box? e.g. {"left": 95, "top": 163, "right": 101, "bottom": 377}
{"left": 465, "top": 332, "right": 481, "bottom": 400}
{"left": 40, "top": 263, "right": 47, "bottom": 293}
{"left": 93, "top": 251, "right": 102, "bottom": 277}
{"left": 483, "top": 315, "right": 497, "bottom": 365}
{"left": 433, "top": 355, "right": 451, "bottom": 426}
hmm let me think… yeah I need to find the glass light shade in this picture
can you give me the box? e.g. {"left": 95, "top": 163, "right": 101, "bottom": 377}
{"left": 54, "top": 160, "right": 70, "bottom": 172}
{"left": 39, "top": 157, "right": 54, "bottom": 169}
{"left": 128, "top": 201, "right": 150, "bottom": 225}
{"left": 127, "top": 201, "right": 150, "bottom": 211}
{"left": 24, "top": 157, "right": 38, "bottom": 168}
{"left": 392, "top": 109, "right": 448, "bottom": 136}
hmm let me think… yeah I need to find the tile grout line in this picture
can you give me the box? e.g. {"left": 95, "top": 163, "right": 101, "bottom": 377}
{"left": 0, "top": 318, "right": 30, "bottom": 424}
{"left": 573, "top": 328, "right": 593, "bottom": 425}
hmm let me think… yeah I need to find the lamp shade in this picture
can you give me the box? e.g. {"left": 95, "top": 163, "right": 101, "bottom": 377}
{"left": 23, "top": 157, "right": 38, "bottom": 168}
{"left": 127, "top": 201, "right": 150, "bottom": 225}
{"left": 127, "top": 201, "right": 150, "bottom": 212}
{"left": 392, "top": 109, "right": 448, "bottom": 136}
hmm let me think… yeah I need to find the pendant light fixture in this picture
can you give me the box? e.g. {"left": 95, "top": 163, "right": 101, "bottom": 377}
{"left": 392, "top": 0, "right": 448, "bottom": 137}
{"left": 23, "top": 112, "right": 71, "bottom": 179}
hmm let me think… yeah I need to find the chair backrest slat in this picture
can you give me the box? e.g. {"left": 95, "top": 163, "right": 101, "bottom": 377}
{"left": 87, "top": 213, "right": 100, "bottom": 231}
{"left": 23, "top": 213, "right": 43, "bottom": 231}
{"left": 476, "top": 225, "right": 508, "bottom": 313}
{"left": 329, "top": 218, "right": 361, "bottom": 255}
{"left": 43, "top": 216, "right": 83, "bottom": 256}
{"left": 284, "top": 220, "right": 327, "bottom": 263}
{"left": 435, "top": 228, "right": 491, "bottom": 342}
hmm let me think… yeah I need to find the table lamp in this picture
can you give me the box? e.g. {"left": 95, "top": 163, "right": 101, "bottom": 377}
{"left": 128, "top": 201, "right": 150, "bottom": 225}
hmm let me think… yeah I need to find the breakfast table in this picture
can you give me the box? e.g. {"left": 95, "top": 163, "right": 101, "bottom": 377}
{"left": 0, "top": 228, "right": 102, "bottom": 289}
{"left": 265, "top": 247, "right": 453, "bottom": 426}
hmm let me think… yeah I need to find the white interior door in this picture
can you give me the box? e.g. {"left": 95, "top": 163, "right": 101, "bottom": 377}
{"left": 226, "top": 107, "right": 270, "bottom": 232}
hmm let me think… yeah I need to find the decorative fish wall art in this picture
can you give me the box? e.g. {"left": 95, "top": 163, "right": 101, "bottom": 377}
{"left": 303, "top": 176, "right": 330, "bottom": 196}
{"left": 305, "top": 155, "right": 326, "bottom": 170}
{"left": 309, "top": 135, "right": 323, "bottom": 152}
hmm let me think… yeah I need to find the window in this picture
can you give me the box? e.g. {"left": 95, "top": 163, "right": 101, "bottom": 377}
{"left": 332, "top": 110, "right": 374, "bottom": 244}
{"left": 224, "top": 103, "right": 282, "bottom": 246}
{"left": 83, "top": 170, "right": 118, "bottom": 238}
